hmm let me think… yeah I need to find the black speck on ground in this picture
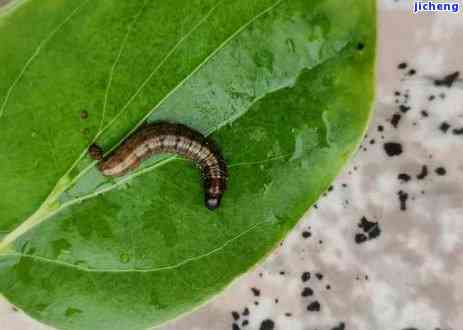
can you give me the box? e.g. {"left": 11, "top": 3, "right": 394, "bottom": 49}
{"left": 301, "top": 272, "right": 311, "bottom": 282}
{"left": 242, "top": 307, "right": 249, "bottom": 316}
{"left": 421, "top": 110, "right": 429, "bottom": 117}
{"left": 399, "top": 105, "right": 411, "bottom": 113}
{"left": 233, "top": 323, "right": 240, "bottom": 330}
{"left": 398, "top": 190, "right": 409, "bottom": 211}
{"left": 301, "top": 287, "right": 314, "bottom": 297}
{"left": 452, "top": 127, "right": 463, "bottom": 135}
{"left": 435, "top": 167, "right": 447, "bottom": 176}
{"left": 315, "top": 273, "right": 324, "bottom": 280}
{"left": 391, "top": 113, "right": 402, "bottom": 128}
{"left": 398, "top": 173, "right": 411, "bottom": 183}
{"left": 307, "top": 301, "right": 321, "bottom": 312}
{"left": 434, "top": 71, "right": 460, "bottom": 88}
{"left": 384, "top": 142, "right": 403, "bottom": 157}
{"left": 440, "top": 122, "right": 451, "bottom": 133}
{"left": 355, "top": 233, "right": 368, "bottom": 244}
{"left": 377, "top": 125, "right": 384, "bottom": 132}
{"left": 260, "top": 319, "right": 275, "bottom": 330}
{"left": 331, "top": 322, "right": 346, "bottom": 330}
{"left": 408, "top": 69, "right": 416, "bottom": 76}
{"left": 232, "top": 311, "right": 240, "bottom": 321}
{"left": 398, "top": 62, "right": 408, "bottom": 70}
{"left": 417, "top": 165, "right": 428, "bottom": 180}
{"left": 251, "top": 288, "right": 261, "bottom": 297}
{"left": 242, "top": 320, "right": 249, "bottom": 327}
{"left": 302, "top": 231, "right": 311, "bottom": 239}
{"left": 358, "top": 217, "right": 378, "bottom": 233}
{"left": 355, "top": 217, "right": 381, "bottom": 244}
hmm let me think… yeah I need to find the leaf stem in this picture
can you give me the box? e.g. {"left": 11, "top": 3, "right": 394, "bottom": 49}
{"left": 0, "top": 200, "right": 57, "bottom": 253}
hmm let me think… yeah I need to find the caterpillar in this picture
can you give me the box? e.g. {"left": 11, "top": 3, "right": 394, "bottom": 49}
{"left": 88, "top": 122, "right": 228, "bottom": 210}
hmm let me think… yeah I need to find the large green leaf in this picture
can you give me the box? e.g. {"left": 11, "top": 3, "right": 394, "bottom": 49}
{"left": 0, "top": 0, "right": 376, "bottom": 329}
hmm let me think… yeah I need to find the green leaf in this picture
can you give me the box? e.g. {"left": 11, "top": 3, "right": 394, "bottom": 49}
{"left": 0, "top": 0, "right": 376, "bottom": 329}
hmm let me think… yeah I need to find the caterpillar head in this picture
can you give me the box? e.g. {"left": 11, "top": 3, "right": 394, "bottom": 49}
{"left": 205, "top": 193, "right": 222, "bottom": 211}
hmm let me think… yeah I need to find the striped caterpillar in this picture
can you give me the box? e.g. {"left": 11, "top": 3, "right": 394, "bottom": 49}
{"left": 88, "top": 122, "right": 228, "bottom": 210}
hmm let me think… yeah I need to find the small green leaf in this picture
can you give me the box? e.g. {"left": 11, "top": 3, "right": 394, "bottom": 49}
{"left": 0, "top": 0, "right": 376, "bottom": 329}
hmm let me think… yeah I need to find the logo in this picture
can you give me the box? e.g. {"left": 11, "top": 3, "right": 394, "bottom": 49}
{"left": 413, "top": 1, "right": 461, "bottom": 13}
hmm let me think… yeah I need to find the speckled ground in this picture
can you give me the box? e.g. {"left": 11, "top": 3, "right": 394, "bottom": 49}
{"left": 1, "top": 1, "right": 462, "bottom": 330}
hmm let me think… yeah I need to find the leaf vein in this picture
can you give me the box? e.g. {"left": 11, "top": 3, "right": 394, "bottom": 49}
{"left": 99, "top": 1, "right": 150, "bottom": 132}
{"left": 95, "top": 0, "right": 226, "bottom": 139}
{"left": 0, "top": 219, "right": 269, "bottom": 273}
{"left": 0, "top": 0, "right": 90, "bottom": 118}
